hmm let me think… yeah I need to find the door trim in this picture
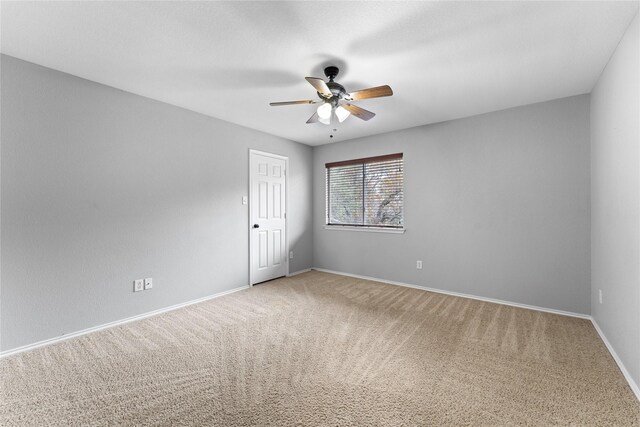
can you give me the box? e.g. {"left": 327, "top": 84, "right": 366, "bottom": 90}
{"left": 248, "top": 149, "right": 289, "bottom": 287}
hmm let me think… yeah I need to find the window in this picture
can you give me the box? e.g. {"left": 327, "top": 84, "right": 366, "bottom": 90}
{"left": 326, "top": 153, "right": 404, "bottom": 229}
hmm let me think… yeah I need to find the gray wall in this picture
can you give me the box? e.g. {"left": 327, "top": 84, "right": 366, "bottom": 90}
{"left": 591, "top": 13, "right": 639, "bottom": 388}
{"left": 314, "top": 95, "right": 591, "bottom": 315}
{"left": 0, "top": 55, "right": 313, "bottom": 352}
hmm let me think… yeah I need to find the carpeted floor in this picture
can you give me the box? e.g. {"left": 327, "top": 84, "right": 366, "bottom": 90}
{"left": 1, "top": 270, "right": 638, "bottom": 426}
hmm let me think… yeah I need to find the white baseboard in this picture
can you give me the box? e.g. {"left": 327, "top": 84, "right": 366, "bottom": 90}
{"left": 287, "top": 268, "right": 312, "bottom": 277}
{"left": 312, "top": 267, "right": 590, "bottom": 319}
{"left": 0, "top": 285, "right": 249, "bottom": 359}
{"left": 591, "top": 319, "right": 640, "bottom": 401}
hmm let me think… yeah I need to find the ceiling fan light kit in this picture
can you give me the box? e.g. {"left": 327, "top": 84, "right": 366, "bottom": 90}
{"left": 269, "top": 66, "right": 393, "bottom": 126}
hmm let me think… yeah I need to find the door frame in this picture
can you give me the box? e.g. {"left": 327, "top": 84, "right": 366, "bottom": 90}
{"left": 248, "top": 149, "right": 289, "bottom": 287}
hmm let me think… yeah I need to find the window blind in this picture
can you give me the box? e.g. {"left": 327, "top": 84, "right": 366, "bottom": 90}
{"left": 326, "top": 153, "right": 403, "bottom": 228}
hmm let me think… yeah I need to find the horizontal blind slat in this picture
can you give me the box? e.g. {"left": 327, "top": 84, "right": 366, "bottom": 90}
{"left": 326, "top": 153, "right": 403, "bottom": 168}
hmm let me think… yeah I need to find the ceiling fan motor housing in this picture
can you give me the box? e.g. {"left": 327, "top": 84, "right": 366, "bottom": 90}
{"left": 327, "top": 81, "right": 345, "bottom": 97}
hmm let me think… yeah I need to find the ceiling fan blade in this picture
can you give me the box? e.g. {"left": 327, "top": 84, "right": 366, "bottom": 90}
{"left": 305, "top": 77, "right": 332, "bottom": 97}
{"left": 347, "top": 85, "right": 393, "bottom": 101}
{"left": 342, "top": 103, "right": 376, "bottom": 121}
{"left": 306, "top": 112, "right": 319, "bottom": 124}
{"left": 269, "top": 100, "right": 319, "bottom": 106}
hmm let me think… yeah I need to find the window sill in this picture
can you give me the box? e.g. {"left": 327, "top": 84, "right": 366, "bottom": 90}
{"left": 323, "top": 225, "right": 406, "bottom": 234}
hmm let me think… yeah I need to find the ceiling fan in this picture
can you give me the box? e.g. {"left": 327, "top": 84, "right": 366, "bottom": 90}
{"left": 269, "top": 66, "right": 393, "bottom": 125}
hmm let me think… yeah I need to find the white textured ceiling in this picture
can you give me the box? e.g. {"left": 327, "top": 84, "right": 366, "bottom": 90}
{"left": 1, "top": 1, "right": 638, "bottom": 146}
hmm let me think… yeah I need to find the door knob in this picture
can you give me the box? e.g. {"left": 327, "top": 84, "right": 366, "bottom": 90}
{"left": 253, "top": 224, "right": 259, "bottom": 228}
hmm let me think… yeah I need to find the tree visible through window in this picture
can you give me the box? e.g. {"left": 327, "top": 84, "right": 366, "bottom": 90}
{"left": 326, "top": 153, "right": 403, "bottom": 228}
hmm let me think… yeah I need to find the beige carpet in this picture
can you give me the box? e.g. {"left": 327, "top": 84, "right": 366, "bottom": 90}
{"left": 1, "top": 271, "right": 638, "bottom": 426}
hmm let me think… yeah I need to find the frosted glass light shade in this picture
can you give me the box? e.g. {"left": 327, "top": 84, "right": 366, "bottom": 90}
{"left": 317, "top": 102, "right": 332, "bottom": 120}
{"left": 335, "top": 106, "right": 350, "bottom": 123}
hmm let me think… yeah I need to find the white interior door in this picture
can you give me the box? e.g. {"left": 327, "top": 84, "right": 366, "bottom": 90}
{"left": 250, "top": 150, "right": 287, "bottom": 285}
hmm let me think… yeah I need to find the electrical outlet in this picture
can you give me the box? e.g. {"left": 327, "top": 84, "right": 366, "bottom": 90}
{"left": 599, "top": 289, "right": 602, "bottom": 304}
{"left": 416, "top": 260, "right": 423, "bottom": 270}
{"left": 289, "top": 251, "right": 294, "bottom": 259}
{"left": 134, "top": 279, "right": 144, "bottom": 292}
{"left": 144, "top": 278, "right": 153, "bottom": 290}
